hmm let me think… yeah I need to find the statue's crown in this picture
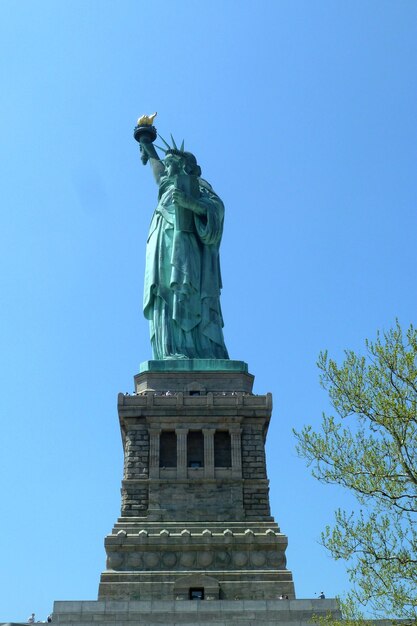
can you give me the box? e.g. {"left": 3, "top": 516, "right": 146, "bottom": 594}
{"left": 155, "top": 134, "right": 201, "bottom": 176}
{"left": 165, "top": 148, "right": 186, "bottom": 158}
{"left": 156, "top": 134, "right": 185, "bottom": 156}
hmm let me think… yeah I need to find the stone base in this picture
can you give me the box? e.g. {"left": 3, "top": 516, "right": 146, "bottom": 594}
{"left": 135, "top": 360, "right": 254, "bottom": 394}
{"left": 100, "top": 520, "right": 293, "bottom": 601}
{"left": 52, "top": 598, "right": 341, "bottom": 625}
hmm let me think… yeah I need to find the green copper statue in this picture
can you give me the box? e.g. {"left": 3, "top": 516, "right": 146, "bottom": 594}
{"left": 134, "top": 114, "right": 229, "bottom": 360}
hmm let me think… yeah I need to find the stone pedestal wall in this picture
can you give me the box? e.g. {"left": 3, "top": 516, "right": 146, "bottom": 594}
{"left": 99, "top": 366, "right": 296, "bottom": 602}
{"left": 52, "top": 599, "right": 342, "bottom": 626}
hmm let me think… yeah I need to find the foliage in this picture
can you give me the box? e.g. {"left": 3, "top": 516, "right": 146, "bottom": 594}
{"left": 295, "top": 321, "right": 417, "bottom": 619}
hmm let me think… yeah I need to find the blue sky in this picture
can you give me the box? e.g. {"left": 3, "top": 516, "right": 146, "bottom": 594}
{"left": 0, "top": 0, "right": 416, "bottom": 621}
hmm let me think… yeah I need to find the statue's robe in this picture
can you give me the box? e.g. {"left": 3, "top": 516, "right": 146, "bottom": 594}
{"left": 143, "top": 176, "right": 229, "bottom": 360}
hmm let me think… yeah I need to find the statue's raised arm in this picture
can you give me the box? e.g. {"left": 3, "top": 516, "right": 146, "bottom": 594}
{"left": 134, "top": 113, "right": 165, "bottom": 183}
{"left": 133, "top": 115, "right": 229, "bottom": 361}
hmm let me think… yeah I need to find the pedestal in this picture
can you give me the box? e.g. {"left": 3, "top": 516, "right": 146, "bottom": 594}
{"left": 51, "top": 360, "right": 342, "bottom": 624}
{"left": 98, "top": 361, "right": 294, "bottom": 602}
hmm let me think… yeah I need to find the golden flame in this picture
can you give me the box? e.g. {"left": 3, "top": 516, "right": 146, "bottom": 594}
{"left": 137, "top": 112, "right": 157, "bottom": 126}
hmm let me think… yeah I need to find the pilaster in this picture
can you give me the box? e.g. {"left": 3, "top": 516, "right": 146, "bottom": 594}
{"left": 230, "top": 427, "right": 242, "bottom": 477}
{"left": 175, "top": 428, "right": 188, "bottom": 479}
{"left": 203, "top": 428, "right": 215, "bottom": 478}
{"left": 149, "top": 429, "right": 161, "bottom": 479}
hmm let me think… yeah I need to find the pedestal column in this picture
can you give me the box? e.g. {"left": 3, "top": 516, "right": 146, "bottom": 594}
{"left": 230, "top": 428, "right": 242, "bottom": 477}
{"left": 176, "top": 428, "right": 189, "bottom": 478}
{"left": 203, "top": 428, "right": 215, "bottom": 478}
{"left": 149, "top": 429, "right": 161, "bottom": 478}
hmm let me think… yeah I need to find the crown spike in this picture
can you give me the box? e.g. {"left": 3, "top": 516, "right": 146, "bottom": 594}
{"left": 170, "top": 134, "right": 178, "bottom": 150}
{"left": 158, "top": 134, "right": 171, "bottom": 150}
{"left": 180, "top": 139, "right": 184, "bottom": 151}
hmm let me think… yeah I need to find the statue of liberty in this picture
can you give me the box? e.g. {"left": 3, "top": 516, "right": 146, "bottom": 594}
{"left": 134, "top": 114, "right": 229, "bottom": 361}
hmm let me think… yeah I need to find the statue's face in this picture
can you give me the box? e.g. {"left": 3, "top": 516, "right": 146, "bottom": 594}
{"left": 164, "top": 155, "right": 184, "bottom": 177}
{"left": 164, "top": 153, "right": 200, "bottom": 177}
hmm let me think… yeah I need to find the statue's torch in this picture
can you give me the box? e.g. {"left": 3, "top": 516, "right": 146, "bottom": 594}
{"left": 134, "top": 113, "right": 158, "bottom": 164}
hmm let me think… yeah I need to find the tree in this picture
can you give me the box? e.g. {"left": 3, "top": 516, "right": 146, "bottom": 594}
{"left": 294, "top": 321, "right": 417, "bottom": 619}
